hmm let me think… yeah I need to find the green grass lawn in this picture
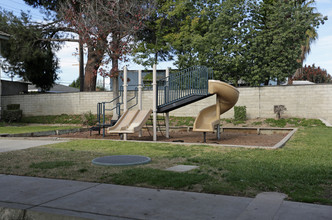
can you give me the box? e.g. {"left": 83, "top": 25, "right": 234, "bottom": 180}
{"left": 0, "top": 125, "right": 80, "bottom": 134}
{"left": 0, "top": 126, "right": 331, "bottom": 204}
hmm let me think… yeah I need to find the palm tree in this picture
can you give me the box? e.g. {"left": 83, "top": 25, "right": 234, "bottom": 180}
{"left": 294, "top": 0, "right": 323, "bottom": 78}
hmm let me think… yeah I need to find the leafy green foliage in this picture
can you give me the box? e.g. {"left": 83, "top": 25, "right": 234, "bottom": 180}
{"left": 2, "top": 110, "right": 23, "bottom": 122}
{"left": 21, "top": 114, "right": 83, "bottom": 124}
{"left": 69, "top": 77, "right": 80, "bottom": 89}
{"left": 234, "top": 106, "right": 247, "bottom": 122}
{"left": 134, "top": 0, "right": 326, "bottom": 87}
{"left": 264, "top": 118, "right": 324, "bottom": 127}
{"left": 0, "top": 10, "right": 59, "bottom": 91}
{"left": 81, "top": 111, "right": 97, "bottom": 126}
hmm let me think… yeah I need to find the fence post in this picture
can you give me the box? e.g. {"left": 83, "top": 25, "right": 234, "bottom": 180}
{"left": 165, "top": 67, "right": 170, "bottom": 138}
{"left": 138, "top": 70, "right": 143, "bottom": 137}
{"left": 123, "top": 66, "right": 128, "bottom": 141}
{"left": 153, "top": 64, "right": 157, "bottom": 141}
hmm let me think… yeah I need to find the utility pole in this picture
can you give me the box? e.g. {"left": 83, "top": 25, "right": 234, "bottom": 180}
{"left": 79, "top": 38, "right": 84, "bottom": 92}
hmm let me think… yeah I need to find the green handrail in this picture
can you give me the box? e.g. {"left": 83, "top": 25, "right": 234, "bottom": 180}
{"left": 157, "top": 66, "right": 213, "bottom": 108}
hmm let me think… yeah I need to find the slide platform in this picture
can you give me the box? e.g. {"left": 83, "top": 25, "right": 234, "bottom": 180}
{"left": 193, "top": 80, "right": 239, "bottom": 132}
{"left": 107, "top": 109, "right": 152, "bottom": 134}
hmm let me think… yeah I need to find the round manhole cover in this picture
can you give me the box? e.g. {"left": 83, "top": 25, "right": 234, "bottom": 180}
{"left": 92, "top": 155, "right": 151, "bottom": 166}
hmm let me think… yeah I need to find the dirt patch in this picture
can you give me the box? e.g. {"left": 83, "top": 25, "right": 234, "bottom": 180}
{"left": 53, "top": 128, "right": 288, "bottom": 147}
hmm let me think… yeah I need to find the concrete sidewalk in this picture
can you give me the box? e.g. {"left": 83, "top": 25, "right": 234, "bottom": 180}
{"left": 0, "top": 137, "right": 67, "bottom": 152}
{"left": 0, "top": 175, "right": 332, "bottom": 220}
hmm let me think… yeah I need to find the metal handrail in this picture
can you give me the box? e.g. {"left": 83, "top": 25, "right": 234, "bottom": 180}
{"left": 157, "top": 66, "right": 213, "bottom": 108}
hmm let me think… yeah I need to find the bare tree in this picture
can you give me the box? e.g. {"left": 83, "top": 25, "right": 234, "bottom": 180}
{"left": 59, "top": 0, "right": 155, "bottom": 93}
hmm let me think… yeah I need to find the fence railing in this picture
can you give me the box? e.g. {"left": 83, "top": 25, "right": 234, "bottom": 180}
{"left": 157, "top": 66, "right": 213, "bottom": 108}
{"left": 97, "top": 86, "right": 138, "bottom": 127}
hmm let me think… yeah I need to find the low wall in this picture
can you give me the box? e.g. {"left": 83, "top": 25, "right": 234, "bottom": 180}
{"left": 1, "top": 84, "right": 332, "bottom": 123}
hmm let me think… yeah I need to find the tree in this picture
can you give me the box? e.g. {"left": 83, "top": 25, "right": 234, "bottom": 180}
{"left": 133, "top": 0, "right": 176, "bottom": 67}
{"left": 0, "top": 10, "right": 59, "bottom": 91}
{"left": 245, "top": 0, "right": 326, "bottom": 86}
{"left": 133, "top": 0, "right": 219, "bottom": 69}
{"left": 69, "top": 77, "right": 80, "bottom": 88}
{"left": 294, "top": 0, "right": 326, "bottom": 78}
{"left": 194, "top": 0, "right": 252, "bottom": 86}
{"left": 58, "top": 0, "right": 155, "bottom": 111}
{"left": 292, "top": 64, "right": 331, "bottom": 83}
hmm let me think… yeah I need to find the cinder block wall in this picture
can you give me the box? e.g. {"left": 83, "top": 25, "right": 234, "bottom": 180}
{"left": 2, "top": 84, "right": 332, "bottom": 123}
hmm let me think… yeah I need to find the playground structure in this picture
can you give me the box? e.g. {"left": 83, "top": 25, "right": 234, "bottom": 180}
{"left": 193, "top": 80, "right": 239, "bottom": 142}
{"left": 95, "top": 65, "right": 239, "bottom": 142}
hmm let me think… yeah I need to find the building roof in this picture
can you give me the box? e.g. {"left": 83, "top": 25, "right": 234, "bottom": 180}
{"left": 28, "top": 84, "right": 80, "bottom": 93}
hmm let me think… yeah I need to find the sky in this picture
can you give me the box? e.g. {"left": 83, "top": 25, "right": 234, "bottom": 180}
{"left": 1, "top": 0, "right": 332, "bottom": 87}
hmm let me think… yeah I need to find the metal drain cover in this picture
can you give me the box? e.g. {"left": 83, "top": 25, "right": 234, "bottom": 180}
{"left": 92, "top": 155, "right": 151, "bottom": 166}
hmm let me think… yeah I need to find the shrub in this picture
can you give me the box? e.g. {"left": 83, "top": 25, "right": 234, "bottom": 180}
{"left": 81, "top": 111, "right": 97, "bottom": 126}
{"left": 293, "top": 64, "right": 331, "bottom": 83}
{"left": 3, "top": 110, "right": 23, "bottom": 122}
{"left": 2, "top": 104, "right": 22, "bottom": 122}
{"left": 234, "top": 106, "right": 246, "bottom": 121}
{"left": 274, "top": 105, "right": 287, "bottom": 119}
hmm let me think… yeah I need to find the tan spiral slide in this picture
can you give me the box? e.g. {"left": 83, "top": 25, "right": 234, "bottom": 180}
{"left": 193, "top": 80, "right": 239, "bottom": 132}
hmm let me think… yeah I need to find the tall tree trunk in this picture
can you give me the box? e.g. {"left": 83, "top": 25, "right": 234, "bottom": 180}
{"left": 111, "top": 33, "right": 120, "bottom": 119}
{"left": 112, "top": 55, "right": 120, "bottom": 119}
{"left": 84, "top": 46, "right": 103, "bottom": 91}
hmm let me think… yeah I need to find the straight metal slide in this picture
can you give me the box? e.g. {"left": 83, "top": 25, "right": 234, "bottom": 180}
{"left": 193, "top": 80, "right": 239, "bottom": 132}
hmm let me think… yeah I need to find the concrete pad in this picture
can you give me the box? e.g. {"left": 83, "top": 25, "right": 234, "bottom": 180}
{"left": 276, "top": 200, "right": 332, "bottom": 220}
{"left": 165, "top": 165, "right": 199, "bottom": 172}
{"left": 0, "top": 138, "right": 67, "bottom": 152}
{"left": 236, "top": 192, "right": 287, "bottom": 220}
{"left": 42, "top": 183, "right": 252, "bottom": 220}
{"left": 0, "top": 175, "right": 99, "bottom": 205}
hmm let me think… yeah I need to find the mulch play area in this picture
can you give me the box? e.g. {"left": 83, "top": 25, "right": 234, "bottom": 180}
{"left": 53, "top": 127, "right": 292, "bottom": 148}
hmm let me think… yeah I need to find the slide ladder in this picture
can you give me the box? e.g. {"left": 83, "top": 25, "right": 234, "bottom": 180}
{"left": 156, "top": 66, "right": 213, "bottom": 113}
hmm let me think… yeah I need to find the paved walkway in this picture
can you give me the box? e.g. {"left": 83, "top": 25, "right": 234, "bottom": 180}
{"left": 1, "top": 175, "right": 332, "bottom": 220}
{"left": 0, "top": 137, "right": 67, "bottom": 152}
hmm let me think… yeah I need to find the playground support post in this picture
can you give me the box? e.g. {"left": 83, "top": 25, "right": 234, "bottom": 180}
{"left": 138, "top": 70, "right": 143, "bottom": 137}
{"left": 165, "top": 67, "right": 170, "bottom": 138}
{"left": 153, "top": 64, "right": 157, "bottom": 141}
{"left": 123, "top": 66, "right": 128, "bottom": 141}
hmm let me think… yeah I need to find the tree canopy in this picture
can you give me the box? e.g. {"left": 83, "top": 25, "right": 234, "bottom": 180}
{"left": 0, "top": 10, "right": 59, "bottom": 91}
{"left": 133, "top": 0, "right": 327, "bottom": 86}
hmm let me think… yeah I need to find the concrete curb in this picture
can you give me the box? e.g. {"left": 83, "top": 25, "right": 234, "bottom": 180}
{"left": 77, "top": 127, "right": 297, "bottom": 150}
{"left": 320, "top": 118, "right": 332, "bottom": 127}
{"left": 0, "top": 128, "right": 89, "bottom": 138}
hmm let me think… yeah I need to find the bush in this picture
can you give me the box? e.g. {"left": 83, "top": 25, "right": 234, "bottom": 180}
{"left": 81, "top": 111, "right": 97, "bottom": 126}
{"left": 234, "top": 106, "right": 246, "bottom": 121}
{"left": 292, "top": 64, "right": 331, "bottom": 83}
{"left": 3, "top": 110, "right": 23, "bottom": 122}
